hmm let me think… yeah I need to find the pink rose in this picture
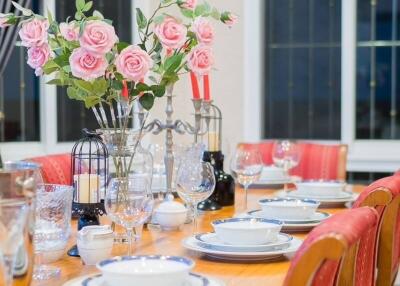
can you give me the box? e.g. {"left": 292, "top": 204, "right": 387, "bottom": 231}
{"left": 69, "top": 47, "right": 108, "bottom": 81}
{"left": 186, "top": 44, "right": 214, "bottom": 76}
{"left": 115, "top": 46, "right": 153, "bottom": 82}
{"left": 79, "top": 20, "right": 118, "bottom": 55}
{"left": 27, "top": 44, "right": 51, "bottom": 76}
{"left": 192, "top": 17, "right": 214, "bottom": 45}
{"left": 154, "top": 17, "right": 187, "bottom": 50}
{"left": 60, "top": 22, "right": 79, "bottom": 41}
{"left": 179, "top": 0, "right": 197, "bottom": 10}
{"left": 0, "top": 17, "right": 10, "bottom": 28}
{"left": 221, "top": 12, "right": 238, "bottom": 27}
{"left": 19, "top": 18, "right": 49, "bottom": 47}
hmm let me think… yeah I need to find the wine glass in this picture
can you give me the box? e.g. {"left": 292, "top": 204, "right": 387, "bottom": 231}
{"left": 33, "top": 184, "right": 73, "bottom": 281}
{"left": 272, "top": 140, "right": 301, "bottom": 192}
{"left": 230, "top": 147, "right": 263, "bottom": 210}
{"left": 0, "top": 198, "right": 29, "bottom": 286}
{"left": 176, "top": 161, "right": 215, "bottom": 234}
{"left": 105, "top": 177, "right": 154, "bottom": 255}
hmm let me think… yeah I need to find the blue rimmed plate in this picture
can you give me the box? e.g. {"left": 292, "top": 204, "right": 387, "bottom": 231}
{"left": 247, "top": 209, "right": 330, "bottom": 224}
{"left": 194, "top": 232, "right": 293, "bottom": 252}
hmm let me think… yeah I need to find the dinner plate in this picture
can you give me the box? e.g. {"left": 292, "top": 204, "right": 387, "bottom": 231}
{"left": 182, "top": 236, "right": 302, "bottom": 262}
{"left": 251, "top": 176, "right": 301, "bottom": 187}
{"left": 275, "top": 190, "right": 358, "bottom": 207}
{"left": 62, "top": 272, "right": 225, "bottom": 286}
{"left": 194, "top": 232, "right": 293, "bottom": 252}
{"left": 247, "top": 210, "right": 330, "bottom": 224}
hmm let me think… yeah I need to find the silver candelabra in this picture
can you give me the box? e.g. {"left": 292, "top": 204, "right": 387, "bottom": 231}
{"left": 138, "top": 85, "right": 211, "bottom": 195}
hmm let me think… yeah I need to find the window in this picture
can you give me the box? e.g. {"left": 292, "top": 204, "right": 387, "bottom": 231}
{"left": 56, "top": 0, "right": 132, "bottom": 142}
{"left": 0, "top": 1, "right": 40, "bottom": 142}
{"left": 263, "top": 0, "right": 341, "bottom": 140}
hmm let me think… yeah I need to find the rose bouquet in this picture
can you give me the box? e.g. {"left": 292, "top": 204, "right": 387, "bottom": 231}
{"left": 0, "top": 0, "right": 236, "bottom": 178}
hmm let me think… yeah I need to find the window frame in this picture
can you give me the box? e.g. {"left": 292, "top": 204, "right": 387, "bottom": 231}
{"left": 243, "top": 0, "right": 400, "bottom": 172}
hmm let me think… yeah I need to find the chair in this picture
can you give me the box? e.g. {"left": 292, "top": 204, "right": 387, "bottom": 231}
{"left": 27, "top": 153, "right": 72, "bottom": 185}
{"left": 283, "top": 207, "right": 379, "bottom": 286}
{"left": 238, "top": 141, "right": 348, "bottom": 181}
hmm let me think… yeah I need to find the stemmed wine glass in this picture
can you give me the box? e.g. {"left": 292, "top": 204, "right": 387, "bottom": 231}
{"left": 272, "top": 140, "right": 301, "bottom": 192}
{"left": 176, "top": 161, "right": 215, "bottom": 234}
{"left": 230, "top": 147, "right": 263, "bottom": 210}
{"left": 0, "top": 199, "right": 29, "bottom": 286}
{"left": 105, "top": 177, "right": 154, "bottom": 255}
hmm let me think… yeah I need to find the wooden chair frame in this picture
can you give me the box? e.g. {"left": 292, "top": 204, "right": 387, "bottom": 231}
{"left": 284, "top": 234, "right": 347, "bottom": 286}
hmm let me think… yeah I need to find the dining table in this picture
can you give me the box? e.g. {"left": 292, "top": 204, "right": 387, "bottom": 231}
{"left": 31, "top": 184, "right": 364, "bottom": 286}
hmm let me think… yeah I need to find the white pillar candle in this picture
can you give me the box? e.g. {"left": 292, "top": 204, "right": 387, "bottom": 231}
{"left": 74, "top": 174, "right": 100, "bottom": 203}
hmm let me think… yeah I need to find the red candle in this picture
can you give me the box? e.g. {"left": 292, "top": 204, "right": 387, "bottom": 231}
{"left": 122, "top": 80, "right": 129, "bottom": 99}
{"left": 190, "top": 72, "right": 201, "bottom": 100}
{"left": 203, "top": 74, "right": 210, "bottom": 101}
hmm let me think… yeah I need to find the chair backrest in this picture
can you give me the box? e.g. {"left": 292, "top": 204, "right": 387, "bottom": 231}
{"left": 283, "top": 207, "right": 379, "bottom": 286}
{"left": 238, "top": 141, "right": 347, "bottom": 181}
{"left": 365, "top": 175, "right": 400, "bottom": 286}
{"left": 27, "top": 153, "right": 72, "bottom": 185}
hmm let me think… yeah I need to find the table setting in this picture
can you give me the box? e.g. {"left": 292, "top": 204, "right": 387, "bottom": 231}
{"left": 0, "top": 1, "right": 366, "bottom": 286}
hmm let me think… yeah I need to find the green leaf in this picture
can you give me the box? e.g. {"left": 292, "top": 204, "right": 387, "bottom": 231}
{"left": 117, "top": 42, "right": 130, "bottom": 53}
{"left": 93, "top": 10, "right": 104, "bottom": 19}
{"left": 75, "top": 11, "right": 82, "bottom": 21}
{"left": 135, "top": 8, "right": 147, "bottom": 29}
{"left": 42, "top": 60, "right": 59, "bottom": 74}
{"left": 130, "top": 88, "right": 140, "bottom": 97}
{"left": 139, "top": 93, "right": 155, "bottom": 110}
{"left": 93, "top": 79, "right": 108, "bottom": 95}
{"left": 211, "top": 7, "right": 220, "bottom": 20}
{"left": 114, "top": 73, "right": 124, "bottom": 81}
{"left": 47, "top": 9, "right": 54, "bottom": 23}
{"left": 148, "top": 76, "right": 158, "bottom": 84}
{"left": 83, "top": 1, "right": 93, "bottom": 12}
{"left": 151, "top": 85, "right": 165, "bottom": 97}
{"left": 136, "top": 82, "right": 149, "bottom": 92}
{"left": 74, "top": 79, "right": 93, "bottom": 94}
{"left": 84, "top": 96, "right": 101, "bottom": 108}
{"left": 47, "top": 78, "right": 70, "bottom": 86}
{"left": 111, "top": 80, "right": 123, "bottom": 90}
{"left": 76, "top": 0, "right": 86, "bottom": 11}
{"left": 53, "top": 53, "right": 70, "bottom": 67}
{"left": 153, "top": 15, "right": 165, "bottom": 24}
{"left": 180, "top": 8, "right": 194, "bottom": 18}
{"left": 195, "top": 4, "right": 207, "bottom": 16}
{"left": 11, "top": 1, "right": 33, "bottom": 16}
{"left": 163, "top": 53, "right": 184, "bottom": 73}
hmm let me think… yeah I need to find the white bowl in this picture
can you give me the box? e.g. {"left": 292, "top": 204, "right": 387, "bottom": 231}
{"left": 261, "top": 166, "right": 288, "bottom": 180}
{"left": 258, "top": 198, "right": 320, "bottom": 220}
{"left": 154, "top": 210, "right": 187, "bottom": 229}
{"left": 78, "top": 246, "right": 113, "bottom": 266}
{"left": 211, "top": 218, "right": 283, "bottom": 245}
{"left": 295, "top": 181, "right": 346, "bottom": 198}
{"left": 96, "top": 255, "right": 195, "bottom": 286}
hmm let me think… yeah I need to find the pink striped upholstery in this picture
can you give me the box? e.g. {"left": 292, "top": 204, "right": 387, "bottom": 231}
{"left": 352, "top": 176, "right": 400, "bottom": 286}
{"left": 239, "top": 141, "right": 347, "bottom": 181}
{"left": 284, "top": 207, "right": 379, "bottom": 286}
{"left": 27, "top": 153, "right": 72, "bottom": 185}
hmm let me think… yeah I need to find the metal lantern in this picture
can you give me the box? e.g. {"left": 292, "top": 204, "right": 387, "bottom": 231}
{"left": 68, "top": 129, "right": 109, "bottom": 257}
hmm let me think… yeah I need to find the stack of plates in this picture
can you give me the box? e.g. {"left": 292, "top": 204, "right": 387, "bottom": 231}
{"left": 276, "top": 190, "right": 358, "bottom": 207}
{"left": 182, "top": 232, "right": 302, "bottom": 262}
{"left": 63, "top": 273, "right": 225, "bottom": 286}
{"left": 242, "top": 210, "right": 331, "bottom": 232}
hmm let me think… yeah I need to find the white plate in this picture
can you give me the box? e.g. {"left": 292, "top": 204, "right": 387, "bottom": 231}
{"left": 62, "top": 272, "right": 225, "bottom": 286}
{"left": 247, "top": 210, "right": 330, "bottom": 224}
{"left": 275, "top": 191, "right": 358, "bottom": 207}
{"left": 289, "top": 190, "right": 352, "bottom": 200}
{"left": 194, "top": 232, "right": 293, "bottom": 252}
{"left": 182, "top": 236, "right": 302, "bottom": 262}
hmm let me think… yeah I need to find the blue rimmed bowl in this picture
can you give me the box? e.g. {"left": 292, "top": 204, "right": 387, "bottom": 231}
{"left": 96, "top": 255, "right": 195, "bottom": 286}
{"left": 258, "top": 198, "right": 320, "bottom": 220}
{"left": 211, "top": 218, "right": 283, "bottom": 246}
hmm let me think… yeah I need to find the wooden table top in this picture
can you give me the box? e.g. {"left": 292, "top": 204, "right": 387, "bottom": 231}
{"left": 32, "top": 185, "right": 364, "bottom": 286}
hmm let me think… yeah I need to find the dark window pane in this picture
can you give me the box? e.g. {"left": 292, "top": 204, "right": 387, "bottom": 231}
{"left": 270, "top": 0, "right": 290, "bottom": 44}
{"left": 356, "top": 47, "right": 371, "bottom": 139}
{"left": 56, "top": 0, "right": 132, "bottom": 142}
{"left": 376, "top": 0, "right": 393, "bottom": 41}
{"left": 357, "top": 0, "right": 371, "bottom": 41}
{"left": 0, "top": 1, "right": 40, "bottom": 142}
{"left": 264, "top": 0, "right": 341, "bottom": 140}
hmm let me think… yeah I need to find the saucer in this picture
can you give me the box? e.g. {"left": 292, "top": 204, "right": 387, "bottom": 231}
{"left": 63, "top": 272, "right": 225, "bottom": 286}
{"left": 182, "top": 236, "right": 302, "bottom": 262}
{"left": 194, "top": 232, "right": 293, "bottom": 252}
{"left": 247, "top": 210, "right": 330, "bottom": 224}
{"left": 276, "top": 190, "right": 358, "bottom": 207}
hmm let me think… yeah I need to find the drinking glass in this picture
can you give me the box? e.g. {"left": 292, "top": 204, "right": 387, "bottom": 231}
{"left": 176, "top": 161, "right": 215, "bottom": 234}
{"left": 0, "top": 199, "right": 29, "bottom": 286}
{"left": 272, "top": 140, "right": 301, "bottom": 192}
{"left": 230, "top": 147, "right": 263, "bottom": 210}
{"left": 105, "top": 177, "right": 154, "bottom": 255}
{"left": 33, "top": 184, "right": 73, "bottom": 281}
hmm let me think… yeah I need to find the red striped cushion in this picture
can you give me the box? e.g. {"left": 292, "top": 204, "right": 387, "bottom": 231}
{"left": 27, "top": 153, "right": 72, "bottom": 185}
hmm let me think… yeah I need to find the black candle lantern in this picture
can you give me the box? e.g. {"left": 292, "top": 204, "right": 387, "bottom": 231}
{"left": 198, "top": 103, "right": 235, "bottom": 211}
{"left": 68, "top": 129, "right": 109, "bottom": 257}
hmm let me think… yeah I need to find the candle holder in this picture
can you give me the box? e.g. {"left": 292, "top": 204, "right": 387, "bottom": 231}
{"left": 68, "top": 129, "right": 109, "bottom": 257}
{"left": 139, "top": 85, "right": 208, "bottom": 197}
{"left": 198, "top": 103, "right": 235, "bottom": 211}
